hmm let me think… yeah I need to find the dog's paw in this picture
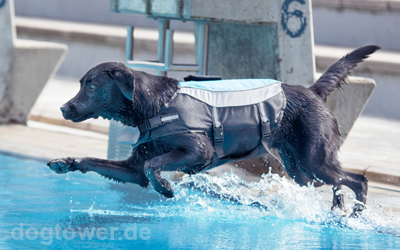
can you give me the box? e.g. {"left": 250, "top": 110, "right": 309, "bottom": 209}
{"left": 152, "top": 178, "right": 174, "bottom": 198}
{"left": 349, "top": 203, "right": 366, "bottom": 218}
{"left": 152, "top": 179, "right": 174, "bottom": 198}
{"left": 47, "top": 157, "right": 78, "bottom": 174}
{"left": 144, "top": 168, "right": 174, "bottom": 198}
{"left": 158, "top": 188, "right": 174, "bottom": 198}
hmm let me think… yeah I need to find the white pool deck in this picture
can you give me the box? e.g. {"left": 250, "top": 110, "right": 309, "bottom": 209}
{"left": 1, "top": 76, "right": 400, "bottom": 209}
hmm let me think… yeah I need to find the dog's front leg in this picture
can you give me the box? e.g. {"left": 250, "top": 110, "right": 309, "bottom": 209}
{"left": 144, "top": 150, "right": 207, "bottom": 198}
{"left": 48, "top": 156, "right": 148, "bottom": 187}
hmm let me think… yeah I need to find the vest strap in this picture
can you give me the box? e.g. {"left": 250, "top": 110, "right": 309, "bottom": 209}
{"left": 138, "top": 114, "right": 179, "bottom": 133}
{"left": 212, "top": 106, "right": 224, "bottom": 158}
{"left": 258, "top": 102, "right": 272, "bottom": 145}
{"left": 257, "top": 102, "right": 285, "bottom": 169}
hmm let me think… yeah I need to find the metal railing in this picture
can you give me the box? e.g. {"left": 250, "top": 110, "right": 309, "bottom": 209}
{"left": 125, "top": 18, "right": 209, "bottom": 76}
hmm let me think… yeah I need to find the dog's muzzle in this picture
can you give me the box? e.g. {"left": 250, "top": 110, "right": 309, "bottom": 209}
{"left": 60, "top": 103, "right": 79, "bottom": 120}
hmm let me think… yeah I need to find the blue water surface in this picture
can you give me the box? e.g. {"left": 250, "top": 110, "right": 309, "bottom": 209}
{"left": 0, "top": 154, "right": 399, "bottom": 249}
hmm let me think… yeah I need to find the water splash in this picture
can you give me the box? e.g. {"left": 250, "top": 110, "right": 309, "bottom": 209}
{"left": 170, "top": 171, "right": 400, "bottom": 236}
{"left": 72, "top": 171, "right": 400, "bottom": 237}
{"left": 170, "top": 171, "right": 329, "bottom": 222}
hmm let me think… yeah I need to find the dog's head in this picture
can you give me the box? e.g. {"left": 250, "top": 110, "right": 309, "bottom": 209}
{"left": 60, "top": 62, "right": 137, "bottom": 123}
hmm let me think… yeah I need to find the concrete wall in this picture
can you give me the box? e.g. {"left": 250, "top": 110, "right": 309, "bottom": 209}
{"left": 207, "top": 23, "right": 279, "bottom": 80}
{"left": 349, "top": 71, "right": 400, "bottom": 120}
{"left": 0, "top": 0, "right": 67, "bottom": 124}
{"left": 313, "top": 7, "right": 400, "bottom": 52}
{"left": 0, "top": 0, "right": 15, "bottom": 104}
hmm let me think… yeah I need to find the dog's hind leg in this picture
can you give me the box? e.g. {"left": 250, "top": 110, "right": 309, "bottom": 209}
{"left": 305, "top": 161, "right": 368, "bottom": 212}
{"left": 144, "top": 150, "right": 209, "bottom": 198}
{"left": 337, "top": 169, "right": 368, "bottom": 214}
{"left": 280, "top": 149, "right": 315, "bottom": 187}
{"left": 279, "top": 145, "right": 351, "bottom": 210}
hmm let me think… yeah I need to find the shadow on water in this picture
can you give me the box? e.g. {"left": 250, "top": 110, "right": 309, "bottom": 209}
{"left": 1, "top": 154, "right": 400, "bottom": 249}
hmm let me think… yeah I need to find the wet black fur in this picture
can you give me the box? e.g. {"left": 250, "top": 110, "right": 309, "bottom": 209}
{"left": 49, "top": 45, "right": 380, "bottom": 213}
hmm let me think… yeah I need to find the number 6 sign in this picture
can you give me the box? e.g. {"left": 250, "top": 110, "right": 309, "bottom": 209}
{"left": 281, "top": 0, "right": 307, "bottom": 38}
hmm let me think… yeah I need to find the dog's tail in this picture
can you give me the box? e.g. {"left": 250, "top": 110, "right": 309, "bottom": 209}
{"left": 310, "top": 45, "right": 380, "bottom": 102}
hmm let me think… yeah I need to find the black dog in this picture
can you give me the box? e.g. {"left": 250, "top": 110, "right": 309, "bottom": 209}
{"left": 48, "top": 45, "right": 379, "bottom": 213}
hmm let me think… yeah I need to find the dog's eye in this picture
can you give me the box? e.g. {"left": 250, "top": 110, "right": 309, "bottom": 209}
{"left": 86, "top": 81, "right": 95, "bottom": 89}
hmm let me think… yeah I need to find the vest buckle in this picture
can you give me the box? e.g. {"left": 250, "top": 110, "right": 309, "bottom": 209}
{"left": 262, "top": 121, "right": 271, "bottom": 139}
{"left": 214, "top": 126, "right": 224, "bottom": 144}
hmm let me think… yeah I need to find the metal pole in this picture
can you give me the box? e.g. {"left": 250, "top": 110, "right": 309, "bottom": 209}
{"left": 165, "top": 29, "right": 174, "bottom": 71}
{"left": 202, "top": 23, "right": 209, "bottom": 75}
{"left": 157, "top": 19, "right": 170, "bottom": 76}
{"left": 194, "top": 22, "right": 209, "bottom": 75}
{"left": 195, "top": 22, "right": 204, "bottom": 75}
{"left": 125, "top": 26, "right": 134, "bottom": 62}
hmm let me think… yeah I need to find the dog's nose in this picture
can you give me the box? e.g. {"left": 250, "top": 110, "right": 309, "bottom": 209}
{"left": 60, "top": 104, "right": 68, "bottom": 116}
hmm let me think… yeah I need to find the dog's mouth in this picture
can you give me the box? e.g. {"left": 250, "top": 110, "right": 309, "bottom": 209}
{"left": 67, "top": 112, "right": 96, "bottom": 122}
{"left": 61, "top": 103, "right": 100, "bottom": 122}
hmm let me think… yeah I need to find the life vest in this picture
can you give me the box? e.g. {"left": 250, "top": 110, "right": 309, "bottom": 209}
{"left": 118, "top": 78, "right": 286, "bottom": 172}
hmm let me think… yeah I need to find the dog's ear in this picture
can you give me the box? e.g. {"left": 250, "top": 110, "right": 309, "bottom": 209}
{"left": 107, "top": 63, "right": 134, "bottom": 100}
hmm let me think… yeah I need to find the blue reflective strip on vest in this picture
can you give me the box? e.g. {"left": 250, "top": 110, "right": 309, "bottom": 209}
{"left": 178, "top": 79, "right": 280, "bottom": 91}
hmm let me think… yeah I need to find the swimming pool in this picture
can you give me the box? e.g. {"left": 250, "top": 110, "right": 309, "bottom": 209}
{"left": 1, "top": 154, "right": 399, "bottom": 249}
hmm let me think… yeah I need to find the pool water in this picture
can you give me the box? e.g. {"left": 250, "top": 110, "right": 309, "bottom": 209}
{"left": 1, "top": 154, "right": 400, "bottom": 249}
